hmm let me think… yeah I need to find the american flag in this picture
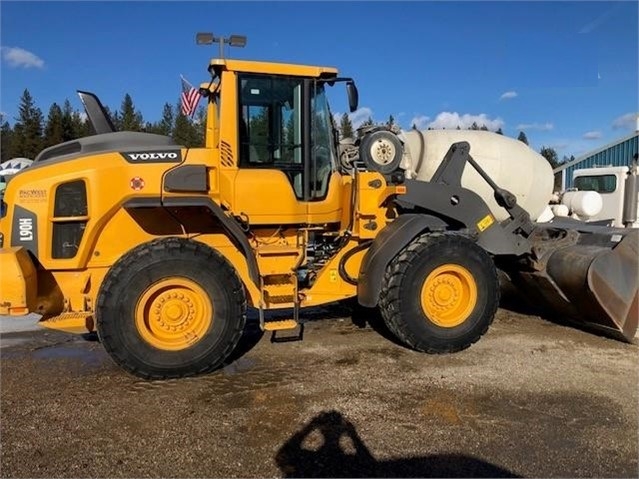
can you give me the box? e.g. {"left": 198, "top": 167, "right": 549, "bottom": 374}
{"left": 180, "top": 75, "right": 202, "bottom": 117}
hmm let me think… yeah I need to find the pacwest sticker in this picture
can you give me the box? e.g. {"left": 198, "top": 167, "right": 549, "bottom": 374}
{"left": 18, "top": 189, "right": 47, "bottom": 203}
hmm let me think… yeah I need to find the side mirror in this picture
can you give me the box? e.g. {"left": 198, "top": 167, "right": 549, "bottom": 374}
{"left": 346, "top": 81, "right": 359, "bottom": 113}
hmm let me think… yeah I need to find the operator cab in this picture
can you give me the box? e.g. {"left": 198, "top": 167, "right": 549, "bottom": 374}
{"left": 237, "top": 74, "right": 335, "bottom": 200}
{"left": 208, "top": 59, "right": 358, "bottom": 224}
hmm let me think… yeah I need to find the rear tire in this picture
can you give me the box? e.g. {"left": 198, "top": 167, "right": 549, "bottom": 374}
{"left": 378, "top": 233, "right": 499, "bottom": 353}
{"left": 96, "top": 237, "right": 246, "bottom": 379}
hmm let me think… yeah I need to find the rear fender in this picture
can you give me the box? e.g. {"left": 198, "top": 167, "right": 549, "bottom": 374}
{"left": 357, "top": 214, "right": 447, "bottom": 307}
{"left": 0, "top": 247, "right": 37, "bottom": 315}
{"left": 123, "top": 196, "right": 260, "bottom": 287}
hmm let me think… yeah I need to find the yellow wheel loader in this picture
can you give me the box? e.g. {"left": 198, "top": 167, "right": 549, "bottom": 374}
{"left": 0, "top": 56, "right": 637, "bottom": 379}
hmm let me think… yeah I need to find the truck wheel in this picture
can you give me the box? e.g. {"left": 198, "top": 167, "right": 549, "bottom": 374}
{"left": 378, "top": 233, "right": 499, "bottom": 353}
{"left": 96, "top": 237, "right": 246, "bottom": 379}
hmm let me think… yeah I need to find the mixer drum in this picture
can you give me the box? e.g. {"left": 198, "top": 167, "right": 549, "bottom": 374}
{"left": 401, "top": 130, "right": 554, "bottom": 222}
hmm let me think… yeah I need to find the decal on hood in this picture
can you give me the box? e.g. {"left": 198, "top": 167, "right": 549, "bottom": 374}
{"left": 11, "top": 205, "right": 38, "bottom": 257}
{"left": 120, "top": 150, "right": 182, "bottom": 163}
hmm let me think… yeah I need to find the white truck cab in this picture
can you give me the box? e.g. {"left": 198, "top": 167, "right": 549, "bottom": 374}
{"left": 572, "top": 165, "right": 638, "bottom": 228}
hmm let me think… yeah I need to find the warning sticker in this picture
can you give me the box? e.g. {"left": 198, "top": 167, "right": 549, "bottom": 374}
{"left": 130, "top": 177, "right": 145, "bottom": 191}
{"left": 476, "top": 214, "right": 494, "bottom": 232}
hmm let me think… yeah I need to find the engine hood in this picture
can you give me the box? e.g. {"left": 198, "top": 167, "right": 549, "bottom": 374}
{"left": 30, "top": 131, "right": 181, "bottom": 170}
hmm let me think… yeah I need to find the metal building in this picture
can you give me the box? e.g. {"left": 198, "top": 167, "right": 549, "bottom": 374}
{"left": 554, "top": 131, "right": 639, "bottom": 191}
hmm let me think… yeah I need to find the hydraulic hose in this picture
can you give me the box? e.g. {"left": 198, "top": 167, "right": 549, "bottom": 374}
{"left": 338, "top": 240, "right": 373, "bottom": 285}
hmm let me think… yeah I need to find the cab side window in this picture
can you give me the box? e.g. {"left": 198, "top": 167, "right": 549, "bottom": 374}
{"left": 239, "top": 75, "right": 303, "bottom": 167}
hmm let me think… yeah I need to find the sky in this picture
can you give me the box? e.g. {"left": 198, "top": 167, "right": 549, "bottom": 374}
{"left": 1, "top": 1, "right": 637, "bottom": 158}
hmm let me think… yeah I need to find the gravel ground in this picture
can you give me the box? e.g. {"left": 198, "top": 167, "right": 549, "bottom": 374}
{"left": 1, "top": 305, "right": 637, "bottom": 478}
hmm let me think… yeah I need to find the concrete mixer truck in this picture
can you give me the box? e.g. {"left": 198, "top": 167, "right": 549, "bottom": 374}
{"left": 0, "top": 55, "right": 636, "bottom": 380}
{"left": 545, "top": 164, "right": 639, "bottom": 228}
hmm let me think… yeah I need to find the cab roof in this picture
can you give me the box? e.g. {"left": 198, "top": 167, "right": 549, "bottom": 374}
{"left": 209, "top": 58, "right": 339, "bottom": 78}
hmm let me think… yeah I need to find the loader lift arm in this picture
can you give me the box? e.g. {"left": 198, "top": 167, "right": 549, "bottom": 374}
{"left": 397, "top": 141, "right": 534, "bottom": 256}
{"left": 360, "top": 141, "right": 536, "bottom": 307}
{"left": 360, "top": 140, "right": 638, "bottom": 344}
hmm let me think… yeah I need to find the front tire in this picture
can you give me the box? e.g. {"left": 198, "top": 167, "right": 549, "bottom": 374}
{"left": 96, "top": 237, "right": 247, "bottom": 379}
{"left": 378, "top": 233, "right": 499, "bottom": 353}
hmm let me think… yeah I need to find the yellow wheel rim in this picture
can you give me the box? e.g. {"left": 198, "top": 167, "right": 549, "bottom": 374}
{"left": 135, "top": 278, "right": 212, "bottom": 351}
{"left": 420, "top": 264, "right": 477, "bottom": 328}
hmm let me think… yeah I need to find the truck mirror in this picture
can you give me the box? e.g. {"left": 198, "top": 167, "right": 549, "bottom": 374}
{"left": 346, "top": 81, "right": 358, "bottom": 113}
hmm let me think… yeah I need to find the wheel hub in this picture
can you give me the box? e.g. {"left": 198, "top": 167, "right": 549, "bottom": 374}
{"left": 421, "top": 264, "right": 477, "bottom": 328}
{"left": 135, "top": 278, "right": 213, "bottom": 350}
{"left": 371, "top": 139, "right": 395, "bottom": 165}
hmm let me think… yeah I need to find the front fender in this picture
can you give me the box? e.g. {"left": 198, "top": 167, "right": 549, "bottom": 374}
{"left": 357, "top": 214, "right": 447, "bottom": 307}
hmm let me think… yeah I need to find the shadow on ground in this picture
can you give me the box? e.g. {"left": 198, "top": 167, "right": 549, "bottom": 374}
{"left": 275, "top": 410, "right": 520, "bottom": 478}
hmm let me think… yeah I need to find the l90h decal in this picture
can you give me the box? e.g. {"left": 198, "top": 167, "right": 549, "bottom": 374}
{"left": 120, "top": 150, "right": 182, "bottom": 163}
{"left": 11, "top": 205, "right": 38, "bottom": 257}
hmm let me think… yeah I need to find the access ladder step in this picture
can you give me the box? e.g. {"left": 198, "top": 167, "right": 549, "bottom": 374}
{"left": 266, "top": 320, "right": 305, "bottom": 343}
{"left": 40, "top": 312, "right": 93, "bottom": 334}
{"left": 263, "top": 319, "right": 299, "bottom": 331}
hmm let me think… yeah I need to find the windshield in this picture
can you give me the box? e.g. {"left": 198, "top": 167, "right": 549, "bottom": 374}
{"left": 310, "top": 83, "right": 336, "bottom": 199}
{"left": 574, "top": 174, "right": 617, "bottom": 193}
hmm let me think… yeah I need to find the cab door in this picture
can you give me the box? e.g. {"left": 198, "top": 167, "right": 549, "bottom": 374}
{"left": 232, "top": 74, "right": 342, "bottom": 225}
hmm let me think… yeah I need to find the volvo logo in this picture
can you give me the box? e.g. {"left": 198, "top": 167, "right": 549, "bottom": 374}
{"left": 121, "top": 150, "right": 182, "bottom": 163}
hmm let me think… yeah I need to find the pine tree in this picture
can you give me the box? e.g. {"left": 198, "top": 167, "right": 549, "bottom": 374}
{"left": 9, "top": 89, "right": 44, "bottom": 159}
{"left": 44, "top": 103, "right": 65, "bottom": 147}
{"left": 70, "top": 111, "right": 90, "bottom": 138}
{"left": 111, "top": 110, "right": 123, "bottom": 131}
{"left": 539, "top": 146, "right": 559, "bottom": 169}
{"left": 159, "top": 103, "right": 174, "bottom": 136}
{"left": 517, "top": 131, "right": 529, "bottom": 145}
{"left": 172, "top": 100, "right": 202, "bottom": 147}
{"left": 480, "top": 124, "right": 489, "bottom": 131}
{"left": 119, "top": 94, "right": 143, "bottom": 132}
{"left": 81, "top": 116, "right": 94, "bottom": 137}
{"left": 339, "top": 113, "right": 354, "bottom": 139}
{"left": 61, "top": 100, "right": 77, "bottom": 141}
{"left": 387, "top": 114, "right": 395, "bottom": 128}
{"left": 496, "top": 127, "right": 504, "bottom": 135}
{"left": 456, "top": 125, "right": 461, "bottom": 130}
{"left": 147, "top": 103, "right": 175, "bottom": 136}
{"left": 470, "top": 122, "right": 480, "bottom": 130}
{"left": 195, "top": 106, "right": 206, "bottom": 145}
{"left": 361, "top": 116, "right": 374, "bottom": 127}
{"left": 247, "top": 108, "right": 269, "bottom": 159}
{"left": 1, "top": 121, "right": 12, "bottom": 162}
{"left": 283, "top": 113, "right": 298, "bottom": 162}
{"left": 358, "top": 116, "right": 375, "bottom": 138}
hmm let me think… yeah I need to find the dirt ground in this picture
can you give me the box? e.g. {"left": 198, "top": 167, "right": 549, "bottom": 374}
{"left": 1, "top": 304, "right": 637, "bottom": 478}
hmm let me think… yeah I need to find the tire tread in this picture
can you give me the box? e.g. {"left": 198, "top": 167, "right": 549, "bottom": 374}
{"left": 96, "top": 237, "right": 247, "bottom": 380}
{"left": 378, "top": 233, "right": 499, "bottom": 353}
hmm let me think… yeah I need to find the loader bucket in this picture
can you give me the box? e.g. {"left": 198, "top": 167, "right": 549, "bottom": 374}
{"left": 509, "top": 224, "right": 639, "bottom": 342}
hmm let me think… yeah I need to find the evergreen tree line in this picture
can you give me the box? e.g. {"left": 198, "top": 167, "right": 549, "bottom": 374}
{"left": 337, "top": 113, "right": 505, "bottom": 140}
{"left": 1, "top": 88, "right": 566, "bottom": 170}
{"left": 339, "top": 113, "right": 564, "bottom": 169}
{"left": 1, "top": 89, "right": 206, "bottom": 163}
